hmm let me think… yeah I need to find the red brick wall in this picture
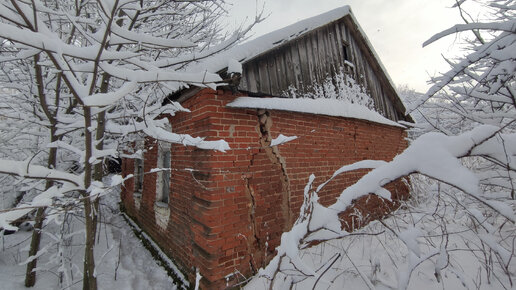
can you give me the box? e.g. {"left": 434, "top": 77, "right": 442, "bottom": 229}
{"left": 120, "top": 88, "right": 408, "bottom": 289}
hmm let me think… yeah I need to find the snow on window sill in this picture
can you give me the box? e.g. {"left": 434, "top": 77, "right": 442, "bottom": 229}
{"left": 154, "top": 201, "right": 170, "bottom": 230}
{"left": 154, "top": 201, "right": 169, "bottom": 209}
{"left": 133, "top": 192, "right": 142, "bottom": 210}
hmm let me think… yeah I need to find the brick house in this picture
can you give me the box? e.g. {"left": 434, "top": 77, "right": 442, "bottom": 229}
{"left": 120, "top": 6, "right": 412, "bottom": 289}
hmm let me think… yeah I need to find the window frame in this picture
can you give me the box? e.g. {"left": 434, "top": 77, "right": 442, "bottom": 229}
{"left": 133, "top": 139, "right": 145, "bottom": 195}
{"left": 155, "top": 138, "right": 171, "bottom": 205}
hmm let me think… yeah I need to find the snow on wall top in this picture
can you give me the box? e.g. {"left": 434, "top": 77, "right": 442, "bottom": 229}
{"left": 227, "top": 97, "right": 404, "bottom": 128}
{"left": 187, "top": 6, "right": 351, "bottom": 74}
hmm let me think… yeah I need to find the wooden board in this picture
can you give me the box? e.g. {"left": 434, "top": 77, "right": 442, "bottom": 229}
{"left": 237, "top": 16, "right": 409, "bottom": 122}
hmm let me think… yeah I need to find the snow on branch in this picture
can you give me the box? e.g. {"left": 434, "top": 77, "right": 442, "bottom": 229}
{"left": 0, "top": 159, "right": 82, "bottom": 187}
{"left": 260, "top": 125, "right": 516, "bottom": 284}
{"left": 104, "top": 117, "right": 230, "bottom": 152}
{"left": 0, "top": 182, "right": 79, "bottom": 231}
{"left": 99, "top": 63, "right": 221, "bottom": 87}
{"left": 0, "top": 23, "right": 138, "bottom": 61}
{"left": 109, "top": 23, "right": 196, "bottom": 48}
{"left": 409, "top": 32, "right": 515, "bottom": 112}
{"left": 82, "top": 81, "right": 137, "bottom": 107}
{"left": 423, "top": 21, "right": 516, "bottom": 47}
{"left": 153, "top": 10, "right": 265, "bottom": 69}
{"left": 143, "top": 124, "right": 230, "bottom": 152}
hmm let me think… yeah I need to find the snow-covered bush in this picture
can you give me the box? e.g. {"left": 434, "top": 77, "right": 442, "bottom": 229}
{"left": 285, "top": 69, "right": 375, "bottom": 110}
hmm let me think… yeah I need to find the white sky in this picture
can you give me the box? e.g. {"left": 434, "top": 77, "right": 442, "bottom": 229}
{"left": 224, "top": 0, "right": 484, "bottom": 93}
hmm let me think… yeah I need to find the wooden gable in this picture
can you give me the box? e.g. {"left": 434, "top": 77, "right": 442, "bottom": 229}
{"left": 179, "top": 6, "right": 411, "bottom": 123}
{"left": 237, "top": 14, "right": 408, "bottom": 122}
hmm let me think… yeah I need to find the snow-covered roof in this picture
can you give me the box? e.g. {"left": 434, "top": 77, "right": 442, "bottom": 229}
{"left": 227, "top": 97, "right": 404, "bottom": 128}
{"left": 187, "top": 6, "right": 351, "bottom": 73}
{"left": 185, "top": 6, "right": 410, "bottom": 122}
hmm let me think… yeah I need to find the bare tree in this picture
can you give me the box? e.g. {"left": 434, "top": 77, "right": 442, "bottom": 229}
{"left": 0, "top": 1, "right": 261, "bottom": 289}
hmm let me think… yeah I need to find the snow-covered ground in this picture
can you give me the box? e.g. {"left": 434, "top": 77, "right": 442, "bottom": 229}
{"left": 2, "top": 178, "right": 514, "bottom": 290}
{"left": 0, "top": 187, "right": 179, "bottom": 290}
{"left": 246, "top": 178, "right": 516, "bottom": 289}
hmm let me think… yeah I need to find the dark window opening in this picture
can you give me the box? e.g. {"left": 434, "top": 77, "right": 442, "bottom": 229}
{"left": 160, "top": 150, "right": 171, "bottom": 204}
{"left": 134, "top": 158, "right": 144, "bottom": 193}
{"left": 343, "top": 44, "right": 350, "bottom": 62}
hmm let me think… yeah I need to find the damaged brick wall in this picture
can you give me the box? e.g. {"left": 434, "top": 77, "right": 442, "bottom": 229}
{"left": 256, "top": 109, "right": 293, "bottom": 230}
{"left": 121, "top": 91, "right": 224, "bottom": 287}
{"left": 120, "top": 88, "right": 409, "bottom": 289}
{"left": 264, "top": 109, "right": 409, "bottom": 215}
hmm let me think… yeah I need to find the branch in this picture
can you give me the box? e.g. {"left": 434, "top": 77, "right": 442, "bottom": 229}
{"left": 423, "top": 22, "right": 515, "bottom": 47}
{"left": 0, "top": 159, "right": 82, "bottom": 187}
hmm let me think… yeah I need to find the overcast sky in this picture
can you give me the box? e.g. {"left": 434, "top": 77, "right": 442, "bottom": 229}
{"left": 225, "top": 0, "right": 484, "bottom": 93}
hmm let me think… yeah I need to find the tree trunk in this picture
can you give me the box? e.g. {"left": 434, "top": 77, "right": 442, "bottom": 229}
{"left": 24, "top": 144, "right": 57, "bottom": 286}
{"left": 82, "top": 107, "right": 97, "bottom": 290}
{"left": 93, "top": 73, "right": 109, "bottom": 182}
{"left": 83, "top": 198, "right": 97, "bottom": 290}
{"left": 24, "top": 207, "right": 45, "bottom": 287}
{"left": 25, "top": 61, "right": 59, "bottom": 286}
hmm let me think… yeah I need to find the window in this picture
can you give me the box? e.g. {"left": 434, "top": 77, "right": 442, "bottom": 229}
{"left": 156, "top": 140, "right": 171, "bottom": 204}
{"left": 134, "top": 158, "right": 144, "bottom": 193}
{"left": 342, "top": 42, "right": 354, "bottom": 73}
{"left": 134, "top": 140, "right": 145, "bottom": 194}
{"left": 343, "top": 43, "right": 350, "bottom": 62}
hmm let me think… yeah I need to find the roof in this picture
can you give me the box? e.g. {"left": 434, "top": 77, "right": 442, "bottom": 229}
{"left": 187, "top": 6, "right": 399, "bottom": 91}
{"left": 186, "top": 6, "right": 352, "bottom": 73}
{"left": 182, "top": 6, "right": 412, "bottom": 123}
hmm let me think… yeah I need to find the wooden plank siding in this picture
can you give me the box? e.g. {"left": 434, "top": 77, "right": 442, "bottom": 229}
{"left": 238, "top": 15, "right": 408, "bottom": 122}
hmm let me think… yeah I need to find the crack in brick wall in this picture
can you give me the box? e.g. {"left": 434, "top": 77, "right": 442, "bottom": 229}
{"left": 242, "top": 175, "right": 260, "bottom": 273}
{"left": 257, "top": 109, "right": 293, "bottom": 229}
